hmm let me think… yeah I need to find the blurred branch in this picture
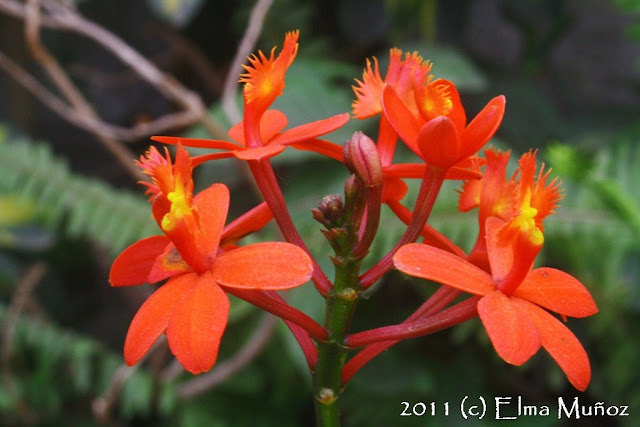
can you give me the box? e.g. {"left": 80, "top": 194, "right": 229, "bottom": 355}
{"left": 0, "top": 0, "right": 229, "bottom": 176}
{"left": 175, "top": 313, "right": 278, "bottom": 399}
{"left": 23, "top": 0, "right": 144, "bottom": 180}
{"left": 0, "top": 50, "right": 199, "bottom": 143}
{"left": 91, "top": 336, "right": 167, "bottom": 423}
{"left": 221, "top": 0, "right": 274, "bottom": 124}
{"left": 0, "top": 262, "right": 47, "bottom": 424}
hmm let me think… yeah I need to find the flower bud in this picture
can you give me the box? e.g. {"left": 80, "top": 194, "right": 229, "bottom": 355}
{"left": 343, "top": 132, "right": 383, "bottom": 187}
{"left": 312, "top": 194, "right": 344, "bottom": 228}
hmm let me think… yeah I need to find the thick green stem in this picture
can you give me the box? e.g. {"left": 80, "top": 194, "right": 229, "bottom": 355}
{"left": 313, "top": 217, "right": 362, "bottom": 426}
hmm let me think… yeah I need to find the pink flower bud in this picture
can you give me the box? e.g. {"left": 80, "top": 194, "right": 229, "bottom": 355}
{"left": 343, "top": 132, "right": 383, "bottom": 187}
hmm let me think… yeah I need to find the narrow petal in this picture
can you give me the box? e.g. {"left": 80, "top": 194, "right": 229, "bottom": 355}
{"left": 512, "top": 298, "right": 592, "bottom": 391}
{"left": 110, "top": 235, "right": 170, "bottom": 286}
{"left": 191, "top": 152, "right": 236, "bottom": 167}
{"left": 417, "top": 116, "right": 461, "bottom": 169}
{"left": 459, "top": 95, "right": 506, "bottom": 159}
{"left": 513, "top": 268, "right": 598, "bottom": 317}
{"left": 289, "top": 139, "right": 344, "bottom": 162}
{"left": 123, "top": 273, "right": 197, "bottom": 366}
{"left": 150, "top": 136, "right": 242, "bottom": 151}
{"left": 444, "top": 166, "right": 483, "bottom": 181}
{"left": 382, "top": 85, "right": 421, "bottom": 154}
{"left": 193, "top": 184, "right": 229, "bottom": 260}
{"left": 269, "top": 113, "right": 350, "bottom": 146}
{"left": 477, "top": 291, "right": 541, "bottom": 365}
{"left": 383, "top": 163, "right": 425, "bottom": 179}
{"left": 213, "top": 242, "right": 312, "bottom": 290}
{"left": 393, "top": 243, "right": 495, "bottom": 295}
{"left": 166, "top": 271, "right": 230, "bottom": 374}
{"left": 220, "top": 201, "right": 273, "bottom": 247}
{"left": 485, "top": 217, "right": 512, "bottom": 283}
{"left": 233, "top": 145, "right": 286, "bottom": 161}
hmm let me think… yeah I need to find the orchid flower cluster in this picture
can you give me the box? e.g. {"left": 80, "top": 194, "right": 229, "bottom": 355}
{"left": 109, "top": 31, "right": 597, "bottom": 424}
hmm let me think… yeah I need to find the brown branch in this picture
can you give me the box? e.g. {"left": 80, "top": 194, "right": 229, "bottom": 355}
{"left": 0, "top": 0, "right": 229, "bottom": 140}
{"left": 91, "top": 336, "right": 167, "bottom": 423}
{"left": 0, "top": 51, "right": 203, "bottom": 144}
{"left": 176, "top": 314, "right": 278, "bottom": 399}
{"left": 1, "top": 262, "right": 48, "bottom": 425}
{"left": 22, "top": 0, "right": 144, "bottom": 180}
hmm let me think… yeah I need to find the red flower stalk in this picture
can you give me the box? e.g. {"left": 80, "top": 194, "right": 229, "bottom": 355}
{"left": 109, "top": 145, "right": 314, "bottom": 374}
{"left": 394, "top": 152, "right": 597, "bottom": 391}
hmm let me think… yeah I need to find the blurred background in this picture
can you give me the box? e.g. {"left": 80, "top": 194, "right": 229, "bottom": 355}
{"left": 1, "top": 0, "right": 639, "bottom": 425}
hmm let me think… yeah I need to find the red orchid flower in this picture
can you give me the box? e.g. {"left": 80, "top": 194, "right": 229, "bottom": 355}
{"left": 152, "top": 31, "right": 349, "bottom": 162}
{"left": 394, "top": 152, "right": 597, "bottom": 391}
{"left": 460, "top": 149, "right": 562, "bottom": 271}
{"left": 394, "top": 221, "right": 597, "bottom": 391}
{"left": 351, "top": 49, "right": 487, "bottom": 213}
{"left": 376, "top": 53, "right": 505, "bottom": 170}
{"left": 109, "top": 145, "right": 312, "bottom": 374}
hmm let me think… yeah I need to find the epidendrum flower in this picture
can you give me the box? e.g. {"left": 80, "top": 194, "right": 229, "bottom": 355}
{"left": 152, "top": 31, "right": 349, "bottom": 162}
{"left": 394, "top": 151, "right": 598, "bottom": 391}
{"left": 353, "top": 48, "right": 505, "bottom": 170}
{"left": 350, "top": 48, "right": 499, "bottom": 219}
{"left": 109, "top": 145, "right": 312, "bottom": 374}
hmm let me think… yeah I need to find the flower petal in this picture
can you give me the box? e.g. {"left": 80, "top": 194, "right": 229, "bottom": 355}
{"left": 382, "top": 85, "right": 421, "bottom": 154}
{"left": 213, "top": 242, "right": 312, "bottom": 289}
{"left": 289, "top": 139, "right": 344, "bottom": 162}
{"left": 123, "top": 273, "right": 197, "bottom": 366}
{"left": 477, "top": 291, "right": 541, "bottom": 365}
{"left": 150, "top": 136, "right": 242, "bottom": 151}
{"left": 110, "top": 235, "right": 170, "bottom": 286}
{"left": 393, "top": 243, "right": 495, "bottom": 295}
{"left": 269, "top": 113, "right": 350, "bottom": 146}
{"left": 485, "top": 217, "right": 512, "bottom": 283}
{"left": 166, "top": 271, "right": 229, "bottom": 374}
{"left": 513, "top": 268, "right": 598, "bottom": 317}
{"left": 233, "top": 145, "right": 287, "bottom": 161}
{"left": 191, "top": 152, "right": 236, "bottom": 167}
{"left": 148, "top": 243, "right": 191, "bottom": 283}
{"left": 220, "top": 201, "right": 273, "bottom": 247}
{"left": 512, "top": 298, "right": 592, "bottom": 391}
{"left": 417, "top": 116, "right": 461, "bottom": 169}
{"left": 459, "top": 95, "right": 505, "bottom": 159}
{"left": 193, "top": 183, "right": 229, "bottom": 260}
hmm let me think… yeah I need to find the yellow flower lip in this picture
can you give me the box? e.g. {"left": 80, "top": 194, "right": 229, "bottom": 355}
{"left": 162, "top": 184, "right": 191, "bottom": 232}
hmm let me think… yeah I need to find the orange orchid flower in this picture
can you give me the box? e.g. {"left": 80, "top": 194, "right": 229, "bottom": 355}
{"left": 394, "top": 224, "right": 597, "bottom": 390}
{"left": 394, "top": 151, "right": 597, "bottom": 390}
{"left": 152, "top": 31, "right": 349, "bottom": 162}
{"left": 351, "top": 49, "right": 487, "bottom": 211}
{"left": 109, "top": 145, "right": 313, "bottom": 374}
{"left": 373, "top": 50, "right": 505, "bottom": 170}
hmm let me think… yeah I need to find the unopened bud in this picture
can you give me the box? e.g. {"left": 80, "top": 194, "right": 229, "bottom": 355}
{"left": 343, "top": 132, "right": 383, "bottom": 187}
{"left": 312, "top": 194, "right": 344, "bottom": 228}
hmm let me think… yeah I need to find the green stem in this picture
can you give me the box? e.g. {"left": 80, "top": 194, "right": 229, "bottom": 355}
{"left": 313, "top": 230, "right": 362, "bottom": 426}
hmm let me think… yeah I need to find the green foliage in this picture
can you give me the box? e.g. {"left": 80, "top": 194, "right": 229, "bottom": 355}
{"left": 0, "top": 128, "right": 157, "bottom": 256}
{"left": 0, "top": 302, "right": 176, "bottom": 423}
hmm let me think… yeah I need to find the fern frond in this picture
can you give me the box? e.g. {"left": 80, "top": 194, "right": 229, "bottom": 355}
{"left": 0, "top": 130, "right": 157, "bottom": 255}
